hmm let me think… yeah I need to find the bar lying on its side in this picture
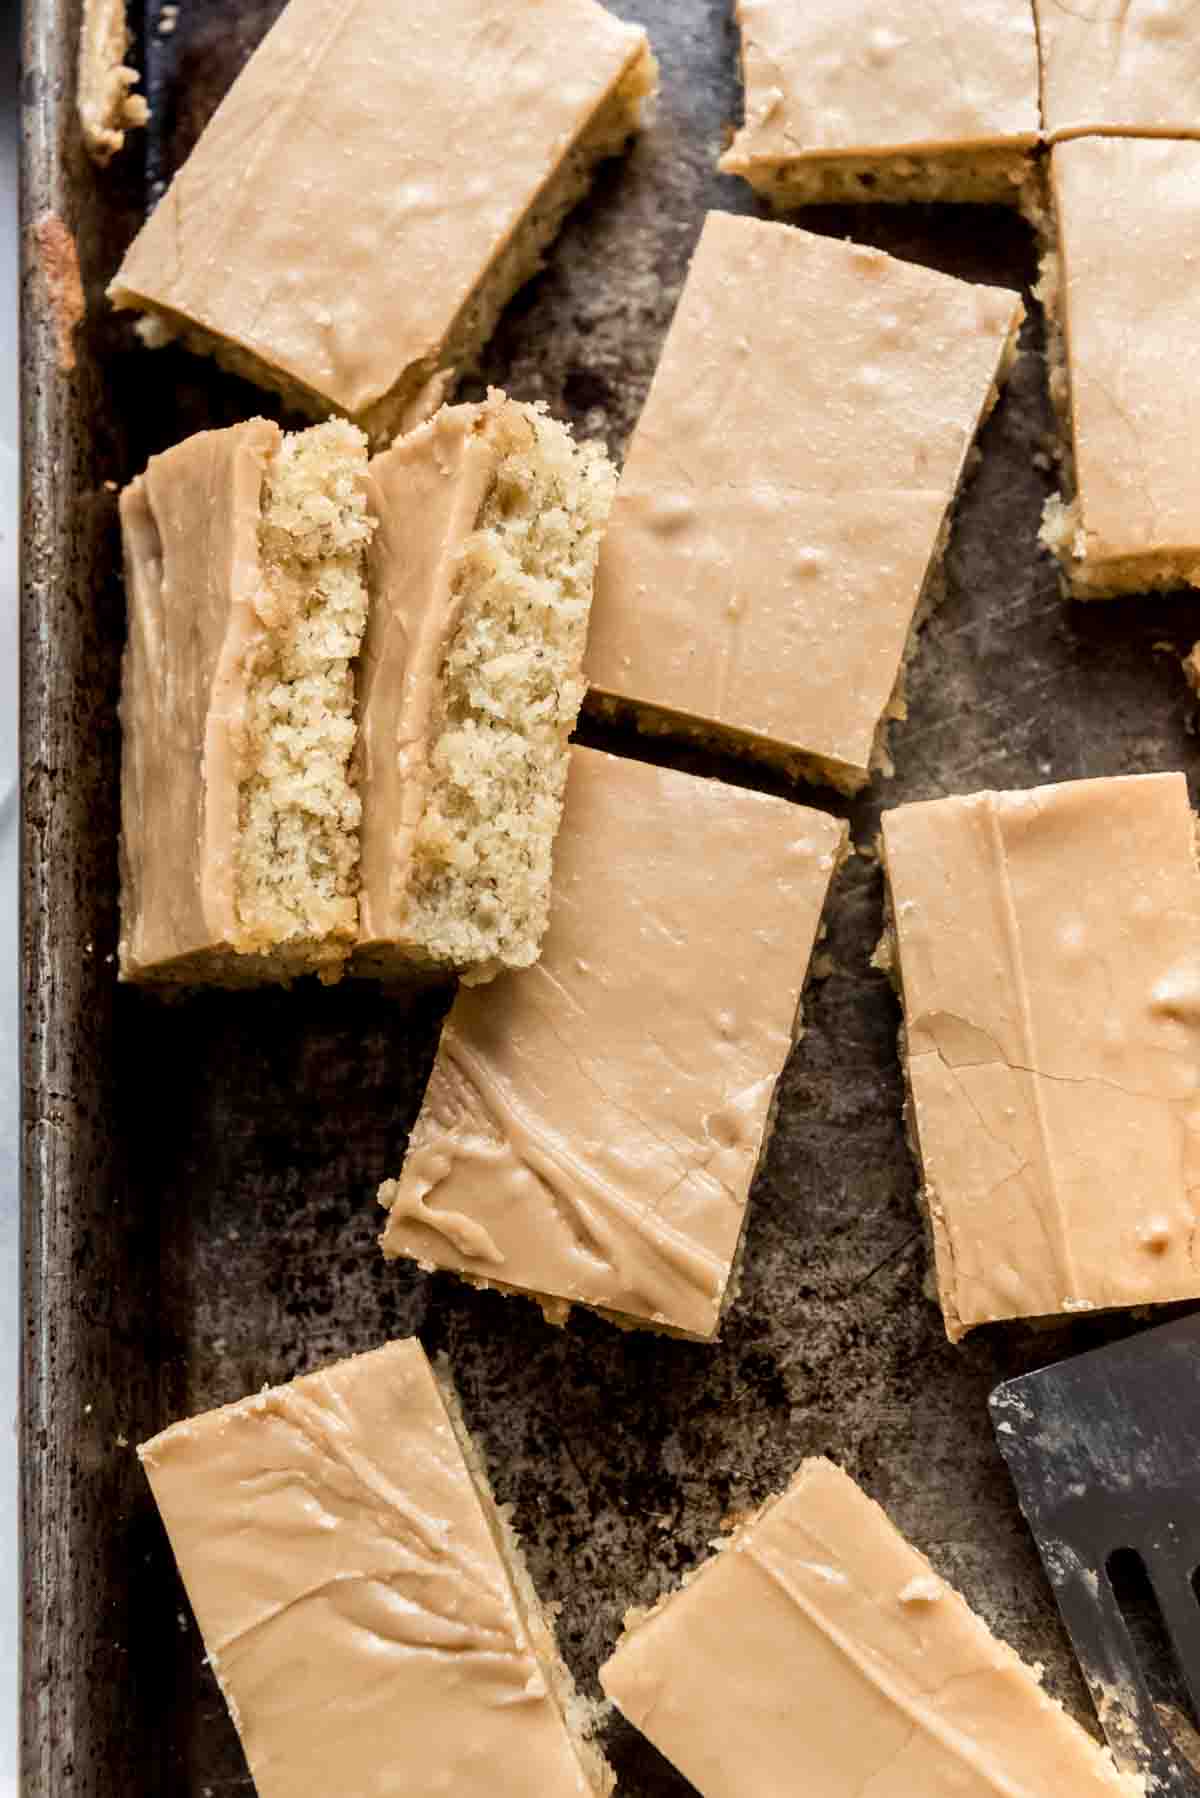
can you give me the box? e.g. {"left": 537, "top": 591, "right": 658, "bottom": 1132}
{"left": 119, "top": 419, "right": 372, "bottom": 987}
{"left": 356, "top": 394, "right": 616, "bottom": 985}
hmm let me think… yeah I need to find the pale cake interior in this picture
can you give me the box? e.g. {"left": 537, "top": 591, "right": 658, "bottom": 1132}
{"left": 235, "top": 420, "right": 372, "bottom": 979}
{"left": 399, "top": 408, "right": 616, "bottom": 984}
{"left": 116, "top": 46, "right": 656, "bottom": 444}
{"left": 77, "top": 0, "right": 149, "bottom": 165}
{"left": 433, "top": 1363, "right": 615, "bottom": 1797}
{"left": 730, "top": 146, "right": 1036, "bottom": 211}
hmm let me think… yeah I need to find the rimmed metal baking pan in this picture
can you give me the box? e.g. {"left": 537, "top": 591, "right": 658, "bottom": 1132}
{"left": 20, "top": 0, "right": 1200, "bottom": 1789}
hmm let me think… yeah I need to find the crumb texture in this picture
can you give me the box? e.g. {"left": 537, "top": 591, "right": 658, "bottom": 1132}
{"left": 730, "top": 148, "right": 1035, "bottom": 209}
{"left": 401, "top": 407, "right": 615, "bottom": 981}
{"left": 236, "top": 422, "right": 372, "bottom": 971}
{"left": 77, "top": 0, "right": 148, "bottom": 163}
{"left": 120, "top": 419, "right": 373, "bottom": 987}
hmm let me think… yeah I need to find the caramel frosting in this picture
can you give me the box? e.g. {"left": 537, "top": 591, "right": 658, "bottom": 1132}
{"left": 1051, "top": 138, "right": 1200, "bottom": 570}
{"left": 119, "top": 419, "right": 278, "bottom": 978}
{"left": 720, "top": 0, "right": 1039, "bottom": 171}
{"left": 357, "top": 403, "right": 502, "bottom": 954}
{"left": 379, "top": 745, "right": 845, "bottom": 1337}
{"left": 882, "top": 773, "right": 1200, "bottom": 1341}
{"left": 1035, "top": 0, "right": 1200, "bottom": 140}
{"left": 601, "top": 1457, "right": 1143, "bottom": 1798}
{"left": 586, "top": 214, "right": 1023, "bottom": 789}
{"left": 139, "top": 1340, "right": 603, "bottom": 1798}
{"left": 108, "top": 0, "right": 649, "bottom": 424}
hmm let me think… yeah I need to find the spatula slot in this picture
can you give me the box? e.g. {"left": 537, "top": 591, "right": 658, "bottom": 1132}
{"left": 1107, "top": 1547, "right": 1200, "bottom": 1758}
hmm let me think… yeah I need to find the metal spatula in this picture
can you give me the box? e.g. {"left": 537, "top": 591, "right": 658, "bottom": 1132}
{"left": 991, "top": 1313, "right": 1200, "bottom": 1794}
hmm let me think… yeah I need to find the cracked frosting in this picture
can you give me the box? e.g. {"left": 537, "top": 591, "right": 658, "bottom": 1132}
{"left": 108, "top": 0, "right": 649, "bottom": 426}
{"left": 378, "top": 745, "right": 846, "bottom": 1337}
{"left": 119, "top": 419, "right": 278, "bottom": 977}
{"left": 139, "top": 1340, "right": 604, "bottom": 1798}
{"left": 1035, "top": 0, "right": 1200, "bottom": 140}
{"left": 720, "top": 0, "right": 1039, "bottom": 171}
{"left": 585, "top": 213, "right": 1023, "bottom": 790}
{"left": 1050, "top": 138, "right": 1200, "bottom": 573}
{"left": 600, "top": 1457, "right": 1143, "bottom": 1798}
{"left": 882, "top": 772, "right": 1200, "bottom": 1341}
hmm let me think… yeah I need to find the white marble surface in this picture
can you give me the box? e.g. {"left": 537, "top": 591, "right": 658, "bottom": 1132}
{"left": 3, "top": 0, "right": 20, "bottom": 1785}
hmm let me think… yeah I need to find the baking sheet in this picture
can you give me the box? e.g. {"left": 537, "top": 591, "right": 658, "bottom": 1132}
{"left": 20, "top": 0, "right": 1200, "bottom": 1791}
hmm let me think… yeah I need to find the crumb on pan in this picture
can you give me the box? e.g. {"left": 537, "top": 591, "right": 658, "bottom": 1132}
{"left": 77, "top": 0, "right": 149, "bottom": 164}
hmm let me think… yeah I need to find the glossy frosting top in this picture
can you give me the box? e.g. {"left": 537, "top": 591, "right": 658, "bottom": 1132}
{"left": 602, "top": 1457, "right": 1142, "bottom": 1798}
{"left": 110, "top": 0, "right": 648, "bottom": 416}
{"left": 883, "top": 771, "right": 1200, "bottom": 1338}
{"left": 1036, "top": 0, "right": 1200, "bottom": 140}
{"left": 1052, "top": 137, "right": 1200, "bottom": 566}
{"left": 586, "top": 213, "right": 1022, "bottom": 781}
{"left": 380, "top": 744, "right": 845, "bottom": 1336}
{"left": 721, "top": 0, "right": 1039, "bottom": 167}
{"left": 140, "top": 1340, "right": 600, "bottom": 1798}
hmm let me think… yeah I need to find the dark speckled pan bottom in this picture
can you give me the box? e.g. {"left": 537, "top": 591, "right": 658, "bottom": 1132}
{"left": 21, "top": 0, "right": 1200, "bottom": 1791}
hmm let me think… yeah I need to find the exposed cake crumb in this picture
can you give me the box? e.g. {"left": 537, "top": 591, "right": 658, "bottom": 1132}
{"left": 77, "top": 0, "right": 148, "bottom": 164}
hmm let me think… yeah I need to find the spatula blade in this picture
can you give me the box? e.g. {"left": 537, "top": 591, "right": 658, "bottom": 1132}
{"left": 991, "top": 1313, "right": 1200, "bottom": 1794}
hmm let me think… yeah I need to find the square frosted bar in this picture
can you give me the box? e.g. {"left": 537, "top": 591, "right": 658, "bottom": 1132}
{"left": 140, "top": 1340, "right": 611, "bottom": 1798}
{"left": 882, "top": 772, "right": 1200, "bottom": 1340}
{"left": 720, "top": 0, "right": 1038, "bottom": 205}
{"left": 602, "top": 1458, "right": 1140, "bottom": 1798}
{"left": 380, "top": 746, "right": 846, "bottom": 1337}
{"left": 586, "top": 213, "right": 1022, "bottom": 792}
{"left": 1041, "top": 138, "right": 1200, "bottom": 599}
{"left": 110, "top": 0, "right": 654, "bottom": 441}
